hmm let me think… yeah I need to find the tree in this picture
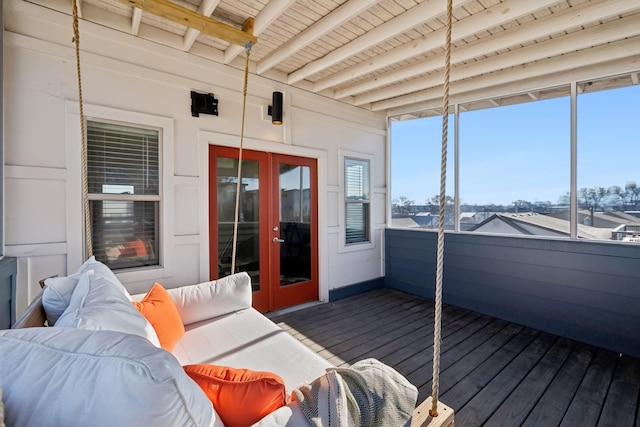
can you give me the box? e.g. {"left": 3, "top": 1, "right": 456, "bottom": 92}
{"left": 428, "top": 195, "right": 455, "bottom": 217}
{"left": 626, "top": 181, "right": 640, "bottom": 209}
{"left": 512, "top": 199, "right": 531, "bottom": 213}
{"left": 557, "top": 192, "right": 570, "bottom": 206}
{"left": 580, "top": 187, "right": 606, "bottom": 211}
{"left": 392, "top": 196, "right": 414, "bottom": 216}
{"left": 606, "top": 186, "right": 624, "bottom": 210}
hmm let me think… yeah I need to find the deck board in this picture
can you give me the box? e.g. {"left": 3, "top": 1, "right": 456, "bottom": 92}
{"left": 521, "top": 342, "right": 596, "bottom": 427}
{"left": 483, "top": 337, "right": 575, "bottom": 427}
{"left": 597, "top": 355, "right": 640, "bottom": 426}
{"left": 270, "top": 288, "right": 640, "bottom": 427}
{"left": 559, "top": 349, "right": 619, "bottom": 427}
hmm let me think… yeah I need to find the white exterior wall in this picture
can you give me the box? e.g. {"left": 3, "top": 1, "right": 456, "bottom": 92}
{"left": 3, "top": 1, "right": 387, "bottom": 315}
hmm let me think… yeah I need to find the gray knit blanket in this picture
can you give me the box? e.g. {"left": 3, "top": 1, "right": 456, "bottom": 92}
{"left": 291, "top": 358, "right": 418, "bottom": 427}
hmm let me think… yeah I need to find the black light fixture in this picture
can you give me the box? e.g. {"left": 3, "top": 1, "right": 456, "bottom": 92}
{"left": 190, "top": 91, "right": 218, "bottom": 117}
{"left": 268, "top": 91, "right": 283, "bottom": 125}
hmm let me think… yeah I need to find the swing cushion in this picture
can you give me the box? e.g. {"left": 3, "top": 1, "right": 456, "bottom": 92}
{"left": 55, "top": 270, "right": 161, "bottom": 348}
{"left": 162, "top": 273, "right": 252, "bottom": 325}
{"left": 42, "top": 256, "right": 131, "bottom": 325}
{"left": 0, "top": 327, "right": 218, "bottom": 427}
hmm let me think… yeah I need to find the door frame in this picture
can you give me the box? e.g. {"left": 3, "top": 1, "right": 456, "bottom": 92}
{"left": 198, "top": 130, "right": 328, "bottom": 305}
{"left": 269, "top": 153, "right": 319, "bottom": 311}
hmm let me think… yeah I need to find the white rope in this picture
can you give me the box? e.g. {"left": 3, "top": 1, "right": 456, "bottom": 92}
{"left": 430, "top": 0, "right": 453, "bottom": 417}
{"left": 230, "top": 42, "right": 253, "bottom": 274}
{"left": 72, "top": 0, "right": 92, "bottom": 259}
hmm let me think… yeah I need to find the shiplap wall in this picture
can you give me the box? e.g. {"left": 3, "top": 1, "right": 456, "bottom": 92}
{"left": 4, "top": 1, "right": 387, "bottom": 317}
{"left": 385, "top": 228, "right": 640, "bottom": 358}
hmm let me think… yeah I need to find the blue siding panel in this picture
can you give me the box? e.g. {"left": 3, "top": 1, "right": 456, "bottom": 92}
{"left": 329, "top": 277, "right": 384, "bottom": 302}
{"left": 385, "top": 229, "right": 640, "bottom": 358}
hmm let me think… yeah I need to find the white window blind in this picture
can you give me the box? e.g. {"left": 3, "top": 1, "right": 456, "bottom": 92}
{"left": 345, "top": 158, "right": 370, "bottom": 244}
{"left": 87, "top": 121, "right": 160, "bottom": 270}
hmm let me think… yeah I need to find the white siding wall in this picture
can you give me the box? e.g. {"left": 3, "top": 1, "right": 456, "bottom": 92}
{"left": 3, "top": 1, "right": 387, "bottom": 315}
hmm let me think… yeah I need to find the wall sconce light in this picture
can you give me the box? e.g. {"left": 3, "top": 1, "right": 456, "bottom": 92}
{"left": 190, "top": 91, "right": 218, "bottom": 117}
{"left": 268, "top": 91, "right": 283, "bottom": 125}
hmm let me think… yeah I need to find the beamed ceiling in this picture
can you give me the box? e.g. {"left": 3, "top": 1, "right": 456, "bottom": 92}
{"left": 24, "top": 0, "right": 640, "bottom": 118}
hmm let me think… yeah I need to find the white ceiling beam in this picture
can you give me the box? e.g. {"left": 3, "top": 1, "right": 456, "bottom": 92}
{"left": 631, "top": 73, "right": 639, "bottom": 85}
{"left": 527, "top": 92, "right": 539, "bottom": 101}
{"left": 489, "top": 99, "right": 500, "bottom": 107}
{"left": 256, "top": 0, "right": 378, "bottom": 75}
{"left": 375, "top": 35, "right": 640, "bottom": 112}
{"left": 332, "top": 0, "right": 639, "bottom": 98}
{"left": 312, "top": 0, "right": 562, "bottom": 91}
{"left": 388, "top": 55, "right": 640, "bottom": 117}
{"left": 223, "top": 0, "right": 296, "bottom": 64}
{"left": 288, "top": 0, "right": 473, "bottom": 85}
{"left": 183, "top": 0, "right": 221, "bottom": 51}
{"left": 131, "top": 7, "right": 142, "bottom": 35}
{"left": 357, "top": 14, "right": 640, "bottom": 106}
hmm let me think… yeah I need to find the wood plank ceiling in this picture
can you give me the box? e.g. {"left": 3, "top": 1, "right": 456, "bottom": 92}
{"left": 26, "top": 0, "right": 640, "bottom": 118}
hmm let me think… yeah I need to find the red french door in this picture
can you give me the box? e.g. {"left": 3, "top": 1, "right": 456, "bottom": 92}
{"left": 209, "top": 146, "right": 318, "bottom": 312}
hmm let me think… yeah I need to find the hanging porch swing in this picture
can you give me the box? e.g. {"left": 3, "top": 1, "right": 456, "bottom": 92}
{"left": 70, "top": 0, "right": 455, "bottom": 425}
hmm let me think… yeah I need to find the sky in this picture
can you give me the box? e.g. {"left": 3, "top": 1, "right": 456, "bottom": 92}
{"left": 390, "top": 83, "right": 640, "bottom": 207}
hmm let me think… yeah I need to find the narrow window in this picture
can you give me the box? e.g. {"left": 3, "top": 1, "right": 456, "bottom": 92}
{"left": 577, "top": 79, "right": 640, "bottom": 243}
{"left": 345, "top": 158, "right": 370, "bottom": 244}
{"left": 87, "top": 120, "right": 160, "bottom": 270}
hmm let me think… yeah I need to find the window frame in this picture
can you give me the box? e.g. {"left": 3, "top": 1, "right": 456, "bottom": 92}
{"left": 387, "top": 73, "right": 639, "bottom": 246}
{"left": 339, "top": 150, "right": 374, "bottom": 252}
{"left": 86, "top": 119, "right": 162, "bottom": 271}
{"left": 66, "top": 102, "right": 174, "bottom": 282}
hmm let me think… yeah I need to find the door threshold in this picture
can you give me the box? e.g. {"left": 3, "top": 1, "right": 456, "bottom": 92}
{"left": 265, "top": 300, "right": 324, "bottom": 318}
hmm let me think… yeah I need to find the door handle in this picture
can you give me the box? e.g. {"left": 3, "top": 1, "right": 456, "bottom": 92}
{"left": 273, "top": 237, "right": 285, "bottom": 243}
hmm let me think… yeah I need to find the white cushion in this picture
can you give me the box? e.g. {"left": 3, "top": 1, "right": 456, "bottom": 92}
{"left": 0, "top": 327, "right": 221, "bottom": 427}
{"left": 166, "top": 272, "right": 252, "bottom": 325}
{"left": 42, "top": 256, "right": 131, "bottom": 325}
{"left": 42, "top": 272, "right": 81, "bottom": 325}
{"left": 172, "top": 307, "right": 332, "bottom": 392}
{"left": 56, "top": 270, "right": 161, "bottom": 348}
{"left": 82, "top": 257, "right": 132, "bottom": 298}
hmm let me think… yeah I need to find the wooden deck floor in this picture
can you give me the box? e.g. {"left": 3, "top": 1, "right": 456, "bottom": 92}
{"left": 269, "top": 288, "right": 640, "bottom": 427}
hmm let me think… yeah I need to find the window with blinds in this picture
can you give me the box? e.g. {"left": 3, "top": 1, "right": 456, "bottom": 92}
{"left": 87, "top": 120, "right": 160, "bottom": 270}
{"left": 345, "top": 158, "right": 370, "bottom": 244}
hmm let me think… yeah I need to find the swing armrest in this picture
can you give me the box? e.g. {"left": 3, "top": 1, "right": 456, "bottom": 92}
{"left": 13, "top": 288, "right": 47, "bottom": 328}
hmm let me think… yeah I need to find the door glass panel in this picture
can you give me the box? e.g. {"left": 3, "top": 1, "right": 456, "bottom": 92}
{"left": 217, "top": 157, "right": 260, "bottom": 291}
{"left": 279, "top": 164, "right": 311, "bottom": 287}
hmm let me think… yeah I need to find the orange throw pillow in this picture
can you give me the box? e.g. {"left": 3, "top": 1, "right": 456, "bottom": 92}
{"left": 132, "top": 283, "right": 185, "bottom": 351}
{"left": 183, "top": 364, "right": 286, "bottom": 427}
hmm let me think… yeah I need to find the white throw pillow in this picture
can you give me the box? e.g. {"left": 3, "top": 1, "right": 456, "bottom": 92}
{"left": 0, "top": 327, "right": 222, "bottom": 427}
{"left": 42, "top": 256, "right": 131, "bottom": 325}
{"left": 167, "top": 272, "right": 252, "bottom": 325}
{"left": 42, "top": 272, "right": 82, "bottom": 325}
{"left": 56, "top": 270, "right": 161, "bottom": 348}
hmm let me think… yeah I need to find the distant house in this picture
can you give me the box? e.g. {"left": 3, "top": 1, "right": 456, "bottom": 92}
{"left": 547, "top": 209, "right": 640, "bottom": 229}
{"left": 469, "top": 213, "right": 612, "bottom": 239}
{"left": 389, "top": 217, "right": 421, "bottom": 229}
